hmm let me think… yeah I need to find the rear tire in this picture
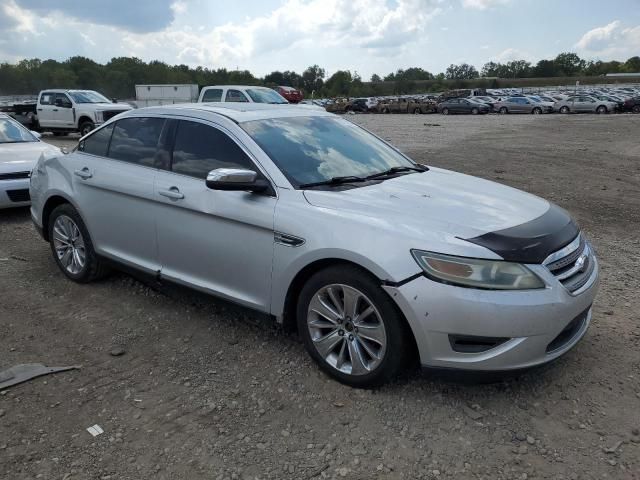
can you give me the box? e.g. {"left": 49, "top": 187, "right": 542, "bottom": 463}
{"left": 48, "top": 204, "right": 109, "bottom": 283}
{"left": 297, "top": 266, "right": 411, "bottom": 388}
{"left": 560, "top": 106, "right": 570, "bottom": 114}
{"left": 633, "top": 105, "right": 640, "bottom": 114}
{"left": 441, "top": 108, "right": 449, "bottom": 115}
{"left": 471, "top": 108, "right": 479, "bottom": 115}
{"left": 532, "top": 107, "right": 542, "bottom": 115}
{"left": 413, "top": 108, "right": 421, "bottom": 114}
{"left": 499, "top": 107, "right": 508, "bottom": 114}
{"left": 596, "top": 105, "right": 607, "bottom": 114}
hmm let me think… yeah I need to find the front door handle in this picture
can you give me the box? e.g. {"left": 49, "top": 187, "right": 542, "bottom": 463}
{"left": 74, "top": 168, "right": 93, "bottom": 179}
{"left": 158, "top": 187, "right": 184, "bottom": 200}
{"left": 52, "top": 109, "right": 59, "bottom": 112}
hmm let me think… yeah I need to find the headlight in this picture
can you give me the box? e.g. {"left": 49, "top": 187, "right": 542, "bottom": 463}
{"left": 411, "top": 250, "right": 545, "bottom": 290}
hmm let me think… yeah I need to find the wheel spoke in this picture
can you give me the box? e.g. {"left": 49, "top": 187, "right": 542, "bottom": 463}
{"left": 353, "top": 305, "right": 374, "bottom": 325}
{"left": 342, "top": 287, "right": 360, "bottom": 319}
{"left": 347, "top": 338, "right": 369, "bottom": 375}
{"left": 308, "top": 317, "right": 337, "bottom": 329}
{"left": 335, "top": 340, "right": 348, "bottom": 370}
{"left": 357, "top": 336, "right": 381, "bottom": 360}
{"left": 326, "top": 286, "right": 344, "bottom": 318}
{"left": 60, "top": 246, "right": 73, "bottom": 267}
{"left": 309, "top": 295, "right": 340, "bottom": 324}
{"left": 357, "top": 322, "right": 385, "bottom": 346}
{"left": 313, "top": 330, "right": 343, "bottom": 358}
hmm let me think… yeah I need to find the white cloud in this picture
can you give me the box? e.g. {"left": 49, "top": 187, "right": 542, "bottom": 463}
{"left": 493, "top": 48, "right": 533, "bottom": 62}
{"left": 461, "top": 0, "right": 509, "bottom": 10}
{"left": 575, "top": 20, "right": 640, "bottom": 59}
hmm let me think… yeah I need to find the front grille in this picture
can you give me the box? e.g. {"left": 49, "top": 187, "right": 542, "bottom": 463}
{"left": 6, "top": 189, "right": 30, "bottom": 202}
{"left": 544, "top": 234, "right": 595, "bottom": 294}
{"left": 0, "top": 171, "right": 30, "bottom": 181}
{"left": 102, "top": 110, "right": 127, "bottom": 121}
{"left": 546, "top": 307, "right": 590, "bottom": 353}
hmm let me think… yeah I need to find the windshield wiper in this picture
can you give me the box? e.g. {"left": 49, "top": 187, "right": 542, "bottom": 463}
{"left": 299, "top": 176, "right": 367, "bottom": 189}
{"left": 365, "top": 165, "right": 428, "bottom": 180}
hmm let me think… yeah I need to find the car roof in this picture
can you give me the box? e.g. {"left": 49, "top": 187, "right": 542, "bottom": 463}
{"left": 124, "top": 102, "right": 333, "bottom": 123}
{"left": 201, "top": 85, "right": 270, "bottom": 90}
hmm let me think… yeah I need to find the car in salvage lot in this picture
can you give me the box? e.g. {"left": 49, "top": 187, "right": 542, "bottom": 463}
{"left": 29, "top": 103, "right": 599, "bottom": 387}
{"left": 437, "top": 98, "right": 490, "bottom": 115}
{"left": 495, "top": 97, "right": 553, "bottom": 114}
{"left": 554, "top": 95, "right": 617, "bottom": 114}
{"left": 0, "top": 113, "right": 61, "bottom": 209}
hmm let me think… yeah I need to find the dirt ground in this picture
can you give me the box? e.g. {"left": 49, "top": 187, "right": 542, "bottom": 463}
{"left": 1, "top": 113, "right": 639, "bottom": 480}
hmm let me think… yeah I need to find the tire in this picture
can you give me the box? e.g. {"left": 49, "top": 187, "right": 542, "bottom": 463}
{"left": 596, "top": 105, "right": 607, "bottom": 114}
{"left": 413, "top": 108, "right": 421, "bottom": 114}
{"left": 79, "top": 120, "right": 95, "bottom": 137}
{"left": 297, "top": 265, "right": 411, "bottom": 388}
{"left": 532, "top": 107, "right": 542, "bottom": 115}
{"left": 633, "top": 105, "right": 640, "bottom": 114}
{"left": 471, "top": 108, "right": 479, "bottom": 115}
{"left": 499, "top": 107, "right": 508, "bottom": 114}
{"left": 559, "top": 106, "right": 570, "bottom": 114}
{"left": 441, "top": 108, "right": 449, "bottom": 115}
{"left": 48, "top": 204, "right": 109, "bottom": 283}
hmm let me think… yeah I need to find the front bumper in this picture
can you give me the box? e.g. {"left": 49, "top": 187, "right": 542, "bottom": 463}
{"left": 0, "top": 178, "right": 31, "bottom": 209}
{"left": 384, "top": 256, "right": 599, "bottom": 371}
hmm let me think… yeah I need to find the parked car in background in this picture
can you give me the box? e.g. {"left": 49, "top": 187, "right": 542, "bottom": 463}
{"left": 622, "top": 96, "right": 640, "bottom": 113}
{"left": 30, "top": 103, "right": 599, "bottom": 387}
{"left": 325, "top": 98, "right": 350, "bottom": 113}
{"left": 0, "top": 113, "right": 61, "bottom": 208}
{"left": 554, "top": 96, "right": 616, "bottom": 114}
{"left": 437, "top": 98, "right": 490, "bottom": 115}
{"left": 198, "top": 85, "right": 289, "bottom": 104}
{"left": 275, "top": 86, "right": 303, "bottom": 103}
{"left": 345, "top": 98, "right": 370, "bottom": 113}
{"left": 34, "top": 90, "right": 132, "bottom": 136}
{"left": 495, "top": 97, "right": 553, "bottom": 114}
{"left": 472, "top": 96, "right": 499, "bottom": 110}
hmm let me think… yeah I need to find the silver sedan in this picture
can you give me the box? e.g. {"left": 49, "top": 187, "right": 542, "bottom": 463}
{"left": 29, "top": 104, "right": 599, "bottom": 387}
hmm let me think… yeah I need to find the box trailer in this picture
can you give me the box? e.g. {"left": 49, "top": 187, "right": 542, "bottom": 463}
{"left": 134, "top": 84, "right": 199, "bottom": 107}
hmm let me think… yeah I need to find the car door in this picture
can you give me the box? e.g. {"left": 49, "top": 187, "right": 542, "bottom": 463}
{"left": 37, "top": 91, "right": 57, "bottom": 127}
{"left": 74, "top": 116, "right": 166, "bottom": 273}
{"left": 154, "top": 119, "right": 277, "bottom": 311}
{"left": 54, "top": 93, "right": 75, "bottom": 129}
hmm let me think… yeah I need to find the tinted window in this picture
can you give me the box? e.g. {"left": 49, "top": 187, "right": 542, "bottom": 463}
{"left": 171, "top": 121, "right": 254, "bottom": 179}
{"left": 202, "top": 88, "right": 223, "bottom": 102}
{"left": 226, "top": 90, "right": 249, "bottom": 102}
{"left": 55, "top": 93, "right": 72, "bottom": 108}
{"left": 108, "top": 117, "right": 165, "bottom": 167}
{"left": 40, "top": 92, "right": 54, "bottom": 105}
{"left": 79, "top": 124, "right": 114, "bottom": 156}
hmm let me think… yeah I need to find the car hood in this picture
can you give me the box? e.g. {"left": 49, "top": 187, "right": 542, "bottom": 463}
{"left": 0, "top": 142, "right": 61, "bottom": 174}
{"left": 303, "top": 167, "right": 551, "bottom": 241}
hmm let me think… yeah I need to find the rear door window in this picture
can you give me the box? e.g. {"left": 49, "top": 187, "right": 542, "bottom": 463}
{"left": 78, "top": 124, "right": 115, "bottom": 157}
{"left": 107, "top": 117, "right": 165, "bottom": 168}
{"left": 226, "top": 90, "right": 249, "bottom": 103}
{"left": 201, "top": 89, "right": 223, "bottom": 102}
{"left": 39, "top": 92, "right": 54, "bottom": 105}
{"left": 171, "top": 120, "right": 255, "bottom": 179}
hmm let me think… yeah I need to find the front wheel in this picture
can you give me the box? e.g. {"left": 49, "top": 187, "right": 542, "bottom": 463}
{"left": 48, "top": 204, "right": 109, "bottom": 283}
{"left": 499, "top": 107, "right": 508, "bottom": 114}
{"left": 79, "top": 121, "right": 95, "bottom": 137}
{"left": 532, "top": 107, "right": 542, "bottom": 115}
{"left": 441, "top": 108, "right": 449, "bottom": 115}
{"left": 297, "top": 266, "right": 411, "bottom": 387}
{"left": 413, "top": 108, "right": 421, "bottom": 114}
{"left": 559, "top": 106, "right": 570, "bottom": 114}
{"left": 471, "top": 107, "right": 479, "bottom": 115}
{"left": 596, "top": 105, "right": 607, "bottom": 114}
{"left": 632, "top": 105, "right": 640, "bottom": 114}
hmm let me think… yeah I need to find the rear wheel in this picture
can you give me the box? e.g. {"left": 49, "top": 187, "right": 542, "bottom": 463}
{"left": 560, "top": 106, "right": 570, "bottom": 114}
{"left": 48, "top": 204, "right": 109, "bottom": 283}
{"left": 413, "top": 108, "right": 421, "bottom": 114}
{"left": 441, "top": 108, "right": 449, "bottom": 115}
{"left": 596, "top": 105, "right": 607, "bottom": 114}
{"left": 633, "top": 105, "right": 640, "bottom": 114}
{"left": 499, "top": 107, "right": 508, "bottom": 114}
{"left": 297, "top": 266, "right": 411, "bottom": 388}
{"left": 532, "top": 107, "right": 542, "bottom": 115}
{"left": 471, "top": 107, "right": 479, "bottom": 115}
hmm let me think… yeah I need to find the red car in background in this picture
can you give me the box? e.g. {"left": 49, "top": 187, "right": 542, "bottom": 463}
{"left": 275, "top": 86, "right": 303, "bottom": 103}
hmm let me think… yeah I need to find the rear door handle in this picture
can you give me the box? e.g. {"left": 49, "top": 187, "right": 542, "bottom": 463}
{"left": 74, "top": 168, "right": 93, "bottom": 179}
{"left": 37, "top": 108, "right": 43, "bottom": 111}
{"left": 158, "top": 187, "right": 184, "bottom": 200}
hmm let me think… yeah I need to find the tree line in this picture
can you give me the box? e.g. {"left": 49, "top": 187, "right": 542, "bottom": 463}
{"left": 1, "top": 52, "right": 639, "bottom": 100}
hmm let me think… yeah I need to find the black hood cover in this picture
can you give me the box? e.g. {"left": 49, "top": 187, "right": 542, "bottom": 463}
{"left": 463, "top": 204, "right": 579, "bottom": 264}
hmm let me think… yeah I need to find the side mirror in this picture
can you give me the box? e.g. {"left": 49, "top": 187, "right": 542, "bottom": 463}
{"left": 30, "top": 131, "right": 42, "bottom": 139}
{"left": 206, "top": 168, "right": 270, "bottom": 193}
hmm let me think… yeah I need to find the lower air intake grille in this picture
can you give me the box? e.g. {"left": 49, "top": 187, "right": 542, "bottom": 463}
{"left": 6, "top": 189, "right": 30, "bottom": 202}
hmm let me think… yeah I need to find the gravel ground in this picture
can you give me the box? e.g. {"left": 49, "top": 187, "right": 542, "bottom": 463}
{"left": 1, "top": 113, "right": 639, "bottom": 480}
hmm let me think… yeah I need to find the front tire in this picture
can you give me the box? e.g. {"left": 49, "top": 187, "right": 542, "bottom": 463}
{"left": 596, "top": 105, "right": 607, "bottom": 114}
{"left": 632, "top": 105, "right": 640, "bottom": 114}
{"left": 48, "top": 204, "right": 109, "bottom": 283}
{"left": 499, "top": 107, "right": 508, "bottom": 114}
{"left": 441, "top": 108, "right": 449, "bottom": 115}
{"left": 532, "top": 107, "right": 542, "bottom": 115}
{"left": 560, "top": 106, "right": 570, "bottom": 114}
{"left": 471, "top": 107, "right": 479, "bottom": 115}
{"left": 297, "top": 266, "right": 410, "bottom": 388}
{"left": 79, "top": 120, "right": 95, "bottom": 137}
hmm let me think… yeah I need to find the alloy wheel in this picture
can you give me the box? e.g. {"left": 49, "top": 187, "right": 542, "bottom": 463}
{"left": 306, "top": 284, "right": 387, "bottom": 376}
{"left": 52, "top": 215, "right": 86, "bottom": 275}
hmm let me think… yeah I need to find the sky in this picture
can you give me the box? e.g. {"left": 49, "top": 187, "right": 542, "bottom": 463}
{"left": 1, "top": 0, "right": 639, "bottom": 79}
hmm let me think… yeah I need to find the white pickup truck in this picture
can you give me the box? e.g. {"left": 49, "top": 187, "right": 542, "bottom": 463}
{"left": 34, "top": 89, "right": 132, "bottom": 136}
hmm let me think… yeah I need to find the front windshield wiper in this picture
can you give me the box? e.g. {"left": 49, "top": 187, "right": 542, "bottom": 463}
{"left": 365, "top": 165, "right": 428, "bottom": 180}
{"left": 299, "top": 176, "right": 368, "bottom": 189}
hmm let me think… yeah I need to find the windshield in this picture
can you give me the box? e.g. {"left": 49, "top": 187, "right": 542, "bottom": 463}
{"left": 242, "top": 116, "right": 415, "bottom": 187}
{"left": 68, "top": 90, "right": 110, "bottom": 104}
{"left": 0, "top": 118, "right": 38, "bottom": 144}
{"left": 246, "top": 88, "right": 288, "bottom": 104}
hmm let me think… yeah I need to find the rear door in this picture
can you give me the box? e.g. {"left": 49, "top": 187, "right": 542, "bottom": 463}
{"left": 201, "top": 88, "right": 223, "bottom": 102}
{"left": 74, "top": 116, "right": 167, "bottom": 272}
{"left": 154, "top": 118, "right": 276, "bottom": 311}
{"left": 37, "top": 92, "right": 57, "bottom": 127}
